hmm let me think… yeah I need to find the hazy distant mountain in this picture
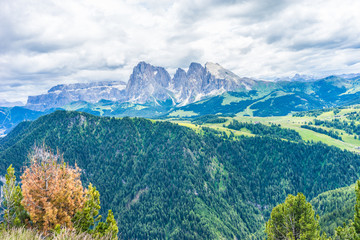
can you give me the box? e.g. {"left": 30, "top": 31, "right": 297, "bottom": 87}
{"left": 14, "top": 61, "right": 360, "bottom": 122}
{"left": 273, "top": 73, "right": 319, "bottom": 82}
{"left": 0, "top": 99, "right": 24, "bottom": 107}
{"left": 26, "top": 81, "right": 126, "bottom": 111}
{"left": 0, "top": 106, "right": 46, "bottom": 135}
{"left": 337, "top": 73, "right": 360, "bottom": 79}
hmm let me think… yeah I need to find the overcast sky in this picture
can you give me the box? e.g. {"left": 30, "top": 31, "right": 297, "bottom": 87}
{"left": 1, "top": 0, "right": 360, "bottom": 103}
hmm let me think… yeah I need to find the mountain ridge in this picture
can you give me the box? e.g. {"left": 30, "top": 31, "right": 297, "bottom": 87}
{"left": 25, "top": 61, "right": 258, "bottom": 111}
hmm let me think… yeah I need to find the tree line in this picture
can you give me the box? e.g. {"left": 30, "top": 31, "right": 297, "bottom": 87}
{"left": 227, "top": 119, "right": 302, "bottom": 141}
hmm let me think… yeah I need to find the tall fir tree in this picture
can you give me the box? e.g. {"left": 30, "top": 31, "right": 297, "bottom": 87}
{"left": 1, "top": 165, "right": 29, "bottom": 229}
{"left": 265, "top": 193, "right": 321, "bottom": 240}
{"left": 354, "top": 180, "right": 360, "bottom": 234}
{"left": 94, "top": 210, "right": 119, "bottom": 239}
{"left": 72, "top": 183, "right": 102, "bottom": 233}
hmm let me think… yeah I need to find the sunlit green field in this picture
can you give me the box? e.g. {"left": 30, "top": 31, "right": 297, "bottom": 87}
{"left": 169, "top": 105, "right": 360, "bottom": 153}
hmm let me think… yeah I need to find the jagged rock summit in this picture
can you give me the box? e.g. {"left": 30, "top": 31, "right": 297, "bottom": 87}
{"left": 26, "top": 61, "right": 256, "bottom": 110}
{"left": 125, "top": 61, "right": 173, "bottom": 104}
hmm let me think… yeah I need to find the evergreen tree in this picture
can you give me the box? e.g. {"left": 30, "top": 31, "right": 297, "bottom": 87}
{"left": 354, "top": 180, "right": 360, "bottom": 234}
{"left": 265, "top": 193, "right": 321, "bottom": 240}
{"left": 334, "top": 221, "right": 359, "bottom": 240}
{"left": 94, "top": 210, "right": 119, "bottom": 239}
{"left": 1, "top": 165, "right": 29, "bottom": 229}
{"left": 335, "top": 180, "right": 360, "bottom": 239}
{"left": 72, "top": 183, "right": 102, "bottom": 233}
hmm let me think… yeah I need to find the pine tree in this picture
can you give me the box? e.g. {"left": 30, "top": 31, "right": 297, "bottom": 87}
{"left": 1, "top": 165, "right": 29, "bottom": 229}
{"left": 265, "top": 193, "right": 321, "bottom": 240}
{"left": 335, "top": 221, "right": 359, "bottom": 240}
{"left": 94, "top": 210, "right": 119, "bottom": 239}
{"left": 72, "top": 183, "right": 102, "bottom": 233}
{"left": 354, "top": 180, "right": 360, "bottom": 234}
{"left": 333, "top": 180, "right": 360, "bottom": 240}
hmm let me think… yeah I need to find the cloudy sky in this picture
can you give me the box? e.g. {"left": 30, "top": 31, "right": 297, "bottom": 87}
{"left": 1, "top": 0, "right": 360, "bottom": 103}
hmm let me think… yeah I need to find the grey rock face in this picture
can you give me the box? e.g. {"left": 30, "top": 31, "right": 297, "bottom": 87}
{"left": 26, "top": 81, "right": 126, "bottom": 111}
{"left": 126, "top": 62, "right": 174, "bottom": 104}
{"left": 171, "top": 62, "right": 256, "bottom": 105}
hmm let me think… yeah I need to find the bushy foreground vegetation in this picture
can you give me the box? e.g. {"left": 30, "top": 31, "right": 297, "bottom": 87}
{"left": 0, "top": 144, "right": 118, "bottom": 239}
{"left": 0, "top": 227, "right": 115, "bottom": 240}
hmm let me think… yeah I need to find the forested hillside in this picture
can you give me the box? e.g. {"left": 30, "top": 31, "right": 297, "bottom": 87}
{"left": 1, "top": 111, "right": 360, "bottom": 239}
{"left": 311, "top": 184, "right": 356, "bottom": 236}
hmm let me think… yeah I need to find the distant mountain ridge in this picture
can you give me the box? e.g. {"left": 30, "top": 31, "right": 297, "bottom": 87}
{"left": 25, "top": 61, "right": 257, "bottom": 111}
{"left": 27, "top": 81, "right": 127, "bottom": 111}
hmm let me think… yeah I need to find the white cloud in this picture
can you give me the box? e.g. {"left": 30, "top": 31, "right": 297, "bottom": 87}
{"left": 0, "top": 0, "right": 360, "bottom": 102}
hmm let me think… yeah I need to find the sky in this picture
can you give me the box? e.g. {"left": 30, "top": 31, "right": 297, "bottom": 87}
{"left": 1, "top": 0, "right": 360, "bottom": 103}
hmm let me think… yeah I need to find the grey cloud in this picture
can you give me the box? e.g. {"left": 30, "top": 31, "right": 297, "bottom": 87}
{"left": 346, "top": 60, "right": 359, "bottom": 66}
{"left": 167, "top": 32, "right": 204, "bottom": 45}
{"left": 289, "top": 37, "right": 350, "bottom": 51}
{"left": 226, "top": 0, "right": 294, "bottom": 23}
{"left": 177, "top": 49, "right": 205, "bottom": 69}
{"left": 1, "top": 0, "right": 360, "bottom": 102}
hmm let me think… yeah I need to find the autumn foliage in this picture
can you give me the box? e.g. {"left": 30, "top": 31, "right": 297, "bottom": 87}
{"left": 20, "top": 145, "right": 85, "bottom": 232}
{"left": 0, "top": 144, "right": 119, "bottom": 239}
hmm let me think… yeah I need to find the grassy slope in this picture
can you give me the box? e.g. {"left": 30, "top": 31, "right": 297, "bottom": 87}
{"left": 169, "top": 105, "right": 360, "bottom": 153}
{"left": 0, "top": 228, "right": 113, "bottom": 240}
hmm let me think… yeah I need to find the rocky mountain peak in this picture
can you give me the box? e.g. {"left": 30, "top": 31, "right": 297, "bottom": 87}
{"left": 172, "top": 68, "right": 187, "bottom": 89}
{"left": 187, "top": 62, "right": 206, "bottom": 79}
{"left": 174, "top": 68, "right": 186, "bottom": 78}
{"left": 126, "top": 62, "right": 172, "bottom": 104}
{"left": 205, "top": 62, "right": 226, "bottom": 78}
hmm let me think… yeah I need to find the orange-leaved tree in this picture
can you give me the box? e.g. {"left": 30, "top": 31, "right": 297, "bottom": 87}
{"left": 21, "top": 144, "right": 85, "bottom": 233}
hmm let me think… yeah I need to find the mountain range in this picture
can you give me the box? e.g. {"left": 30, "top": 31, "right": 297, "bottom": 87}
{"left": 23, "top": 61, "right": 360, "bottom": 118}
{"left": 2, "top": 61, "right": 360, "bottom": 135}
{"left": 25, "top": 61, "right": 257, "bottom": 111}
